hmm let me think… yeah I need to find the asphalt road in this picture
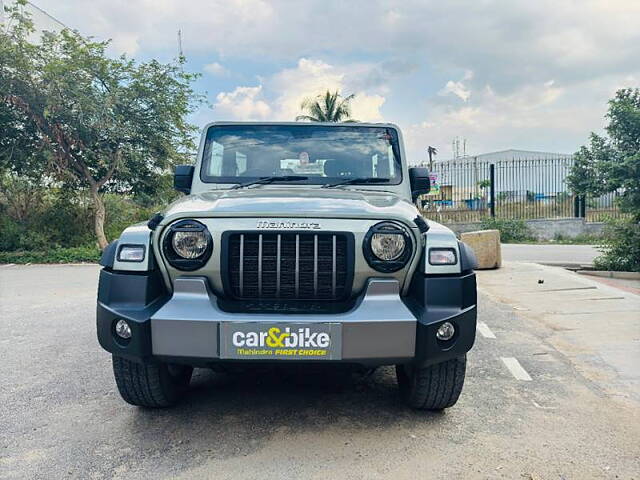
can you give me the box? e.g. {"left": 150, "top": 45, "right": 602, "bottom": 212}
{"left": 501, "top": 243, "right": 600, "bottom": 265}
{"left": 1, "top": 264, "right": 638, "bottom": 479}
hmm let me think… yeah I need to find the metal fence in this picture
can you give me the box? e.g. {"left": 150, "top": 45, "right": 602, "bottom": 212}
{"left": 419, "top": 156, "right": 625, "bottom": 223}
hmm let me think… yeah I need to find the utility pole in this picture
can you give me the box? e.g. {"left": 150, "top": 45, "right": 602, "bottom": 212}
{"left": 177, "top": 29, "right": 183, "bottom": 58}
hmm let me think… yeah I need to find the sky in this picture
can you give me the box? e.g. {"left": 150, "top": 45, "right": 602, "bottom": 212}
{"left": 29, "top": 0, "right": 640, "bottom": 164}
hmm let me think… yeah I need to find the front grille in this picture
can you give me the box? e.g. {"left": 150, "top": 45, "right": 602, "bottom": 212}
{"left": 226, "top": 232, "right": 352, "bottom": 300}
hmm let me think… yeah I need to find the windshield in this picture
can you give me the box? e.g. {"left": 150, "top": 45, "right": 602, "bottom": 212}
{"left": 200, "top": 125, "right": 402, "bottom": 185}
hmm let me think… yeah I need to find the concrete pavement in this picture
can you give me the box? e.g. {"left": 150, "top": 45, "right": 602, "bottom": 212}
{"left": 501, "top": 243, "right": 600, "bottom": 265}
{"left": 477, "top": 261, "right": 640, "bottom": 406}
{"left": 1, "top": 263, "right": 639, "bottom": 479}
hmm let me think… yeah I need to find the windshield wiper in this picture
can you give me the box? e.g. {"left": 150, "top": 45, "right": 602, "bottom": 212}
{"left": 322, "top": 177, "right": 390, "bottom": 188}
{"left": 231, "top": 175, "right": 308, "bottom": 190}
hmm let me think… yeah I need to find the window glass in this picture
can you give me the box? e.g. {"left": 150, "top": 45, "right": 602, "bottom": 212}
{"left": 200, "top": 125, "right": 402, "bottom": 185}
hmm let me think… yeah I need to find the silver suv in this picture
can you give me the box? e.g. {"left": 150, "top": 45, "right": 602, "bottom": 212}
{"left": 97, "top": 122, "right": 478, "bottom": 410}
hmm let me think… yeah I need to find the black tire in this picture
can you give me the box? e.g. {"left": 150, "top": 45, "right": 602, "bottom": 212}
{"left": 112, "top": 355, "right": 193, "bottom": 408}
{"left": 396, "top": 355, "right": 466, "bottom": 410}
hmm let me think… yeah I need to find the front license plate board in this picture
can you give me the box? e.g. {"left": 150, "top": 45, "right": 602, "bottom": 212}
{"left": 219, "top": 322, "right": 342, "bottom": 360}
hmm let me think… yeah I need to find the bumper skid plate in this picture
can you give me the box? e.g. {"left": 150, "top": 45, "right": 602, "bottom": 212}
{"left": 151, "top": 277, "right": 416, "bottom": 363}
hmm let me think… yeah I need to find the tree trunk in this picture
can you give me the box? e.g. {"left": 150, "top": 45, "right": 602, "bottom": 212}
{"left": 89, "top": 187, "right": 109, "bottom": 250}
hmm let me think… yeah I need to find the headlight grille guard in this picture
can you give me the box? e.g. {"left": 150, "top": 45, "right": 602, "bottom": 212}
{"left": 362, "top": 221, "right": 413, "bottom": 273}
{"left": 162, "top": 219, "right": 213, "bottom": 271}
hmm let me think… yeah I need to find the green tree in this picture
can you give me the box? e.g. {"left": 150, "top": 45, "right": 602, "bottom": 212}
{"left": 567, "top": 88, "right": 640, "bottom": 272}
{"left": 0, "top": 1, "right": 202, "bottom": 249}
{"left": 296, "top": 90, "right": 357, "bottom": 122}
{"left": 567, "top": 88, "right": 640, "bottom": 221}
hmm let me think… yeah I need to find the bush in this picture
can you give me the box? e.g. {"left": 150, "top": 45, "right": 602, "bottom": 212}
{"left": 480, "top": 218, "right": 534, "bottom": 243}
{"left": 0, "top": 177, "right": 164, "bottom": 256}
{"left": 593, "top": 219, "right": 640, "bottom": 272}
{"left": 0, "top": 245, "right": 101, "bottom": 264}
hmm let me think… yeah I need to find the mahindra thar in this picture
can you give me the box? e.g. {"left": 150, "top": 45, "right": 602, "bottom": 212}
{"left": 97, "top": 122, "right": 478, "bottom": 409}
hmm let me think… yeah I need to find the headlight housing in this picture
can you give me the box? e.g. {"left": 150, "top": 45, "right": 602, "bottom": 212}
{"left": 363, "top": 221, "right": 413, "bottom": 272}
{"left": 162, "top": 219, "right": 213, "bottom": 271}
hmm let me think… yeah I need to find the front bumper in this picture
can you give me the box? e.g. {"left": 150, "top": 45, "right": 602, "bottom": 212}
{"left": 97, "top": 269, "right": 476, "bottom": 367}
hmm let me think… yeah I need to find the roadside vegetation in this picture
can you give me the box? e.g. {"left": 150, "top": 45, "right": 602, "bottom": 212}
{"left": 567, "top": 88, "right": 640, "bottom": 272}
{"left": 0, "top": 1, "right": 201, "bottom": 261}
{"left": 477, "top": 218, "right": 603, "bottom": 245}
{"left": 0, "top": 173, "right": 177, "bottom": 263}
{"left": 479, "top": 218, "right": 534, "bottom": 243}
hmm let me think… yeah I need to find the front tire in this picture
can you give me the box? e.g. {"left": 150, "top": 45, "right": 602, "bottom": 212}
{"left": 396, "top": 355, "right": 466, "bottom": 410}
{"left": 112, "top": 355, "right": 193, "bottom": 408}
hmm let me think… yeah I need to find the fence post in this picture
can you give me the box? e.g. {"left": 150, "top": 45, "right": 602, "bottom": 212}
{"left": 574, "top": 195, "right": 586, "bottom": 218}
{"left": 489, "top": 163, "right": 496, "bottom": 217}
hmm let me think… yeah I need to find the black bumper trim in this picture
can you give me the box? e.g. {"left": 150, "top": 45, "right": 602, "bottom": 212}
{"left": 96, "top": 268, "right": 167, "bottom": 362}
{"left": 96, "top": 267, "right": 477, "bottom": 367}
{"left": 403, "top": 271, "right": 477, "bottom": 366}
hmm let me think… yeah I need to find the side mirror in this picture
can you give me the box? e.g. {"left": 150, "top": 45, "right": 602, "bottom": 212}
{"left": 174, "top": 165, "right": 194, "bottom": 194}
{"left": 409, "top": 167, "right": 430, "bottom": 202}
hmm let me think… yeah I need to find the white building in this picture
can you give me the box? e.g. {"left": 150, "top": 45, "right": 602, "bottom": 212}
{"left": 1, "top": 0, "right": 67, "bottom": 36}
{"left": 435, "top": 149, "right": 573, "bottom": 164}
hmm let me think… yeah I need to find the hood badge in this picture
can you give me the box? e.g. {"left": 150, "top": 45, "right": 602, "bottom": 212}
{"left": 257, "top": 220, "right": 321, "bottom": 230}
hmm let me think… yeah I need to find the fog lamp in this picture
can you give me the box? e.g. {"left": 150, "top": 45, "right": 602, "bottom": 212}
{"left": 436, "top": 321, "right": 455, "bottom": 341}
{"left": 115, "top": 319, "right": 132, "bottom": 339}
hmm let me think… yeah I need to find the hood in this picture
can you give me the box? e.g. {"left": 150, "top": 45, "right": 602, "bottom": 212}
{"left": 161, "top": 188, "right": 420, "bottom": 226}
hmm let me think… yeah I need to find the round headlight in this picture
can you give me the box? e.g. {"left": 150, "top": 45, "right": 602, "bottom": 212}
{"left": 363, "top": 222, "right": 413, "bottom": 272}
{"left": 172, "top": 230, "right": 209, "bottom": 259}
{"left": 371, "top": 230, "right": 406, "bottom": 261}
{"left": 163, "top": 219, "right": 213, "bottom": 271}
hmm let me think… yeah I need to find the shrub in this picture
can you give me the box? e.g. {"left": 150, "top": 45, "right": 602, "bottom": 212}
{"left": 593, "top": 219, "right": 640, "bottom": 272}
{"left": 480, "top": 218, "right": 534, "bottom": 243}
{"left": 0, "top": 245, "right": 101, "bottom": 264}
{"left": 0, "top": 180, "right": 164, "bottom": 255}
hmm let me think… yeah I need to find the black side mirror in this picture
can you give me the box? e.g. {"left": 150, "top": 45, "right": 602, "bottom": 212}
{"left": 174, "top": 165, "right": 194, "bottom": 194}
{"left": 409, "top": 167, "right": 430, "bottom": 202}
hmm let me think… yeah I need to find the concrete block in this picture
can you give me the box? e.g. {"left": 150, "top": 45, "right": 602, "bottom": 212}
{"left": 460, "top": 229, "right": 502, "bottom": 269}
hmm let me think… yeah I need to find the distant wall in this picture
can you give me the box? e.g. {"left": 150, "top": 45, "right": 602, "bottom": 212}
{"left": 444, "top": 218, "right": 605, "bottom": 241}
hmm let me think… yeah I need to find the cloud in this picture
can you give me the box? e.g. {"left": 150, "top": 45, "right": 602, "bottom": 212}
{"left": 39, "top": 0, "right": 640, "bottom": 87}
{"left": 440, "top": 80, "right": 471, "bottom": 102}
{"left": 214, "top": 86, "right": 271, "bottom": 120}
{"left": 204, "top": 62, "right": 229, "bottom": 77}
{"left": 34, "top": 0, "right": 640, "bottom": 156}
{"left": 213, "top": 58, "right": 388, "bottom": 122}
{"left": 401, "top": 76, "right": 630, "bottom": 163}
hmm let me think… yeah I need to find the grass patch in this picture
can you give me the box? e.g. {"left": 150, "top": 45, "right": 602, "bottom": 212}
{"left": 0, "top": 245, "right": 101, "bottom": 264}
{"left": 480, "top": 218, "right": 534, "bottom": 243}
{"left": 548, "top": 233, "right": 604, "bottom": 245}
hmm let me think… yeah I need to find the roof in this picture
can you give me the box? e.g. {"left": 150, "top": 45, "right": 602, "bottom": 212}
{"left": 438, "top": 148, "right": 573, "bottom": 163}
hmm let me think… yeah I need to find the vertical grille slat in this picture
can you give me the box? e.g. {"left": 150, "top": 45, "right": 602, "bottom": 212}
{"left": 257, "top": 234, "right": 263, "bottom": 297}
{"left": 332, "top": 234, "right": 336, "bottom": 298}
{"left": 313, "top": 234, "right": 318, "bottom": 297}
{"left": 295, "top": 234, "right": 300, "bottom": 297}
{"left": 276, "top": 234, "right": 281, "bottom": 297}
{"left": 239, "top": 234, "right": 244, "bottom": 297}
{"left": 228, "top": 231, "right": 350, "bottom": 301}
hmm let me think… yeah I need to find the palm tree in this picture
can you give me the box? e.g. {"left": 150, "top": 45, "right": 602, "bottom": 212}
{"left": 427, "top": 146, "right": 438, "bottom": 170}
{"left": 296, "top": 90, "right": 357, "bottom": 122}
